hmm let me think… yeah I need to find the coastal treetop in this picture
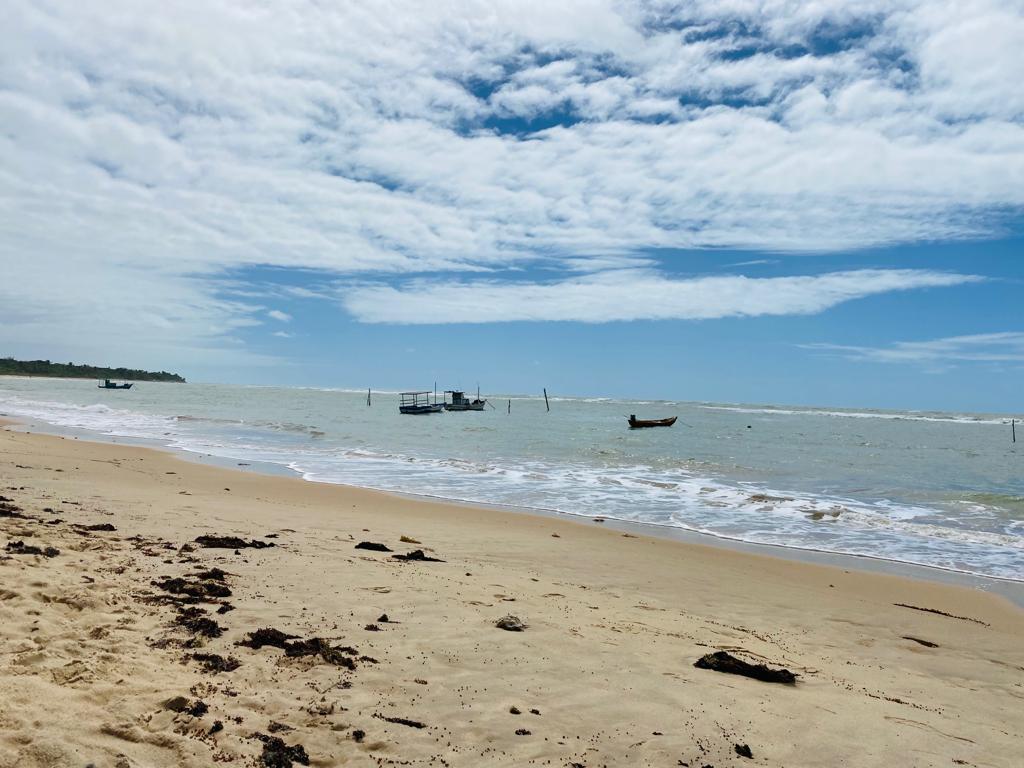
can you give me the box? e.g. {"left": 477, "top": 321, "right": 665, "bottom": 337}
{"left": 0, "top": 357, "right": 185, "bottom": 383}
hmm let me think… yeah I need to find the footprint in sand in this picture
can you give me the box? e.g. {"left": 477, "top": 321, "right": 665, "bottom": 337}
{"left": 51, "top": 660, "right": 91, "bottom": 685}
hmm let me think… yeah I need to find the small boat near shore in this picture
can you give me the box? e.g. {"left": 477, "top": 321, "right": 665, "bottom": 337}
{"left": 444, "top": 388, "right": 486, "bottom": 411}
{"left": 399, "top": 391, "right": 443, "bottom": 414}
{"left": 98, "top": 379, "right": 133, "bottom": 390}
{"left": 627, "top": 414, "right": 676, "bottom": 428}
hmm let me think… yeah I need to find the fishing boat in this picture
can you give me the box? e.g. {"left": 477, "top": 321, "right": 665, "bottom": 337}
{"left": 627, "top": 414, "right": 676, "bottom": 428}
{"left": 444, "top": 387, "right": 486, "bottom": 411}
{"left": 98, "top": 379, "right": 133, "bottom": 390}
{"left": 399, "top": 391, "right": 443, "bottom": 414}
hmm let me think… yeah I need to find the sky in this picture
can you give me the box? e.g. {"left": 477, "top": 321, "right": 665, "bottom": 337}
{"left": 1, "top": 1, "right": 1022, "bottom": 411}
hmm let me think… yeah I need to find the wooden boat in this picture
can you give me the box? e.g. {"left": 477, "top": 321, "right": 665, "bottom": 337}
{"left": 627, "top": 414, "right": 676, "bottom": 428}
{"left": 444, "top": 388, "right": 486, "bottom": 411}
{"left": 399, "top": 391, "right": 443, "bottom": 414}
{"left": 98, "top": 379, "right": 133, "bottom": 390}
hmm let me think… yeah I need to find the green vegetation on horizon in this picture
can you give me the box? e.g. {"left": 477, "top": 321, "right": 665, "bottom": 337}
{"left": 0, "top": 357, "right": 185, "bottom": 383}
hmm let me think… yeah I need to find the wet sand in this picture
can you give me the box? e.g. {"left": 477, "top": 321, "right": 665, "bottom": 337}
{"left": 1, "top": 425, "right": 1021, "bottom": 767}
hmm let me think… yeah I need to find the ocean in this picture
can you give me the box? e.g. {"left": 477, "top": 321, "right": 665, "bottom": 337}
{"left": 1, "top": 377, "right": 1021, "bottom": 582}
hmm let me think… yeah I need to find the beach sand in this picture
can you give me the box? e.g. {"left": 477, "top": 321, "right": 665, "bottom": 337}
{"left": 0, "top": 424, "right": 1021, "bottom": 767}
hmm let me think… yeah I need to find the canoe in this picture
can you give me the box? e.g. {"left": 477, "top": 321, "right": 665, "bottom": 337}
{"left": 627, "top": 415, "right": 676, "bottom": 428}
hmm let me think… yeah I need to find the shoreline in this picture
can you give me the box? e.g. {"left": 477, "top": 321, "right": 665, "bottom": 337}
{"left": 1, "top": 424, "right": 1023, "bottom": 767}
{"left": 5, "top": 414, "right": 1021, "bottom": 605}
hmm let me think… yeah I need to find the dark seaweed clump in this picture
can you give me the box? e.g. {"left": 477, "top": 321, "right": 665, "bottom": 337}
{"left": 175, "top": 607, "right": 224, "bottom": 638}
{"left": 195, "top": 535, "right": 275, "bottom": 550}
{"left": 153, "top": 575, "right": 232, "bottom": 601}
{"left": 253, "top": 732, "right": 310, "bottom": 767}
{"left": 190, "top": 653, "right": 241, "bottom": 673}
{"left": 5, "top": 540, "right": 59, "bottom": 557}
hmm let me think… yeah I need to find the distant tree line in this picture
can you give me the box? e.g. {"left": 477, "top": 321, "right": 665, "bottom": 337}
{"left": 0, "top": 357, "right": 185, "bottom": 383}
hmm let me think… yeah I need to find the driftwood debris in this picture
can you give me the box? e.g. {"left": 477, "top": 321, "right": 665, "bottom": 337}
{"left": 354, "top": 541, "right": 392, "bottom": 552}
{"left": 694, "top": 651, "right": 797, "bottom": 684}
{"left": 392, "top": 549, "right": 444, "bottom": 562}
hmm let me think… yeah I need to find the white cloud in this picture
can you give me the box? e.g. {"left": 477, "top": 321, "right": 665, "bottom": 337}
{"left": 803, "top": 331, "right": 1024, "bottom": 363}
{"left": 272, "top": 330, "right": 294, "bottom": 338}
{"left": 340, "top": 269, "right": 981, "bottom": 324}
{"left": 267, "top": 310, "right": 292, "bottom": 322}
{"left": 0, "top": 0, "right": 1021, "bottom": 362}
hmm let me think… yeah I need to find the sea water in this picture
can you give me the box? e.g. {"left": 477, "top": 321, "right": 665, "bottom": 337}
{"left": 1, "top": 377, "right": 1021, "bottom": 581}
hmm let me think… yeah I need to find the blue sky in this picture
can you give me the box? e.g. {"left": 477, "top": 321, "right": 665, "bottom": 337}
{"left": 228, "top": 238, "right": 1024, "bottom": 411}
{"left": 2, "top": 1, "right": 1023, "bottom": 411}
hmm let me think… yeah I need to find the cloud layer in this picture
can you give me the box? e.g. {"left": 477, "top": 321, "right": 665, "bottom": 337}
{"left": 341, "top": 268, "right": 981, "bottom": 323}
{"left": 804, "top": 331, "right": 1024, "bottom": 363}
{"left": 1, "top": 1, "right": 1022, "bottom": 363}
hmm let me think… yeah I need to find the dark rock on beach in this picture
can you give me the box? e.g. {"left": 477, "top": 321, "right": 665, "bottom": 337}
{"left": 495, "top": 615, "right": 526, "bottom": 632}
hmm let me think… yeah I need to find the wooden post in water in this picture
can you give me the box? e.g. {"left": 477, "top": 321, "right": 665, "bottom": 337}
{"left": 508, "top": 399, "right": 511, "bottom": 414}
{"left": 367, "top": 388, "right": 371, "bottom": 407}
{"left": 543, "top": 388, "right": 550, "bottom": 412}
{"left": 1013, "top": 418, "right": 1017, "bottom": 443}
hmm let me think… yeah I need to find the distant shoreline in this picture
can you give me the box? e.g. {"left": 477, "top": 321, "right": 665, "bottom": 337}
{"left": 0, "top": 358, "right": 185, "bottom": 383}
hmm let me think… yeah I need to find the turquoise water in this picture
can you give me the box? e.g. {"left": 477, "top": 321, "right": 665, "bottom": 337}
{"left": 1, "top": 377, "right": 1021, "bottom": 581}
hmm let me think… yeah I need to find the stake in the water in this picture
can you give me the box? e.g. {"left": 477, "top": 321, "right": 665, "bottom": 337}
{"left": 367, "top": 388, "right": 372, "bottom": 407}
{"left": 543, "top": 388, "right": 550, "bottom": 412}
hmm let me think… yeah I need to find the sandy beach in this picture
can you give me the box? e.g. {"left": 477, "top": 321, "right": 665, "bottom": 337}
{"left": 1, "top": 423, "right": 1021, "bottom": 768}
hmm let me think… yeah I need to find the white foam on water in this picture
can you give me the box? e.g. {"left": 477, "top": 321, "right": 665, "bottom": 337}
{"left": 283, "top": 446, "right": 1023, "bottom": 582}
{"left": 700, "top": 404, "right": 1016, "bottom": 425}
{"left": 0, "top": 394, "right": 178, "bottom": 438}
